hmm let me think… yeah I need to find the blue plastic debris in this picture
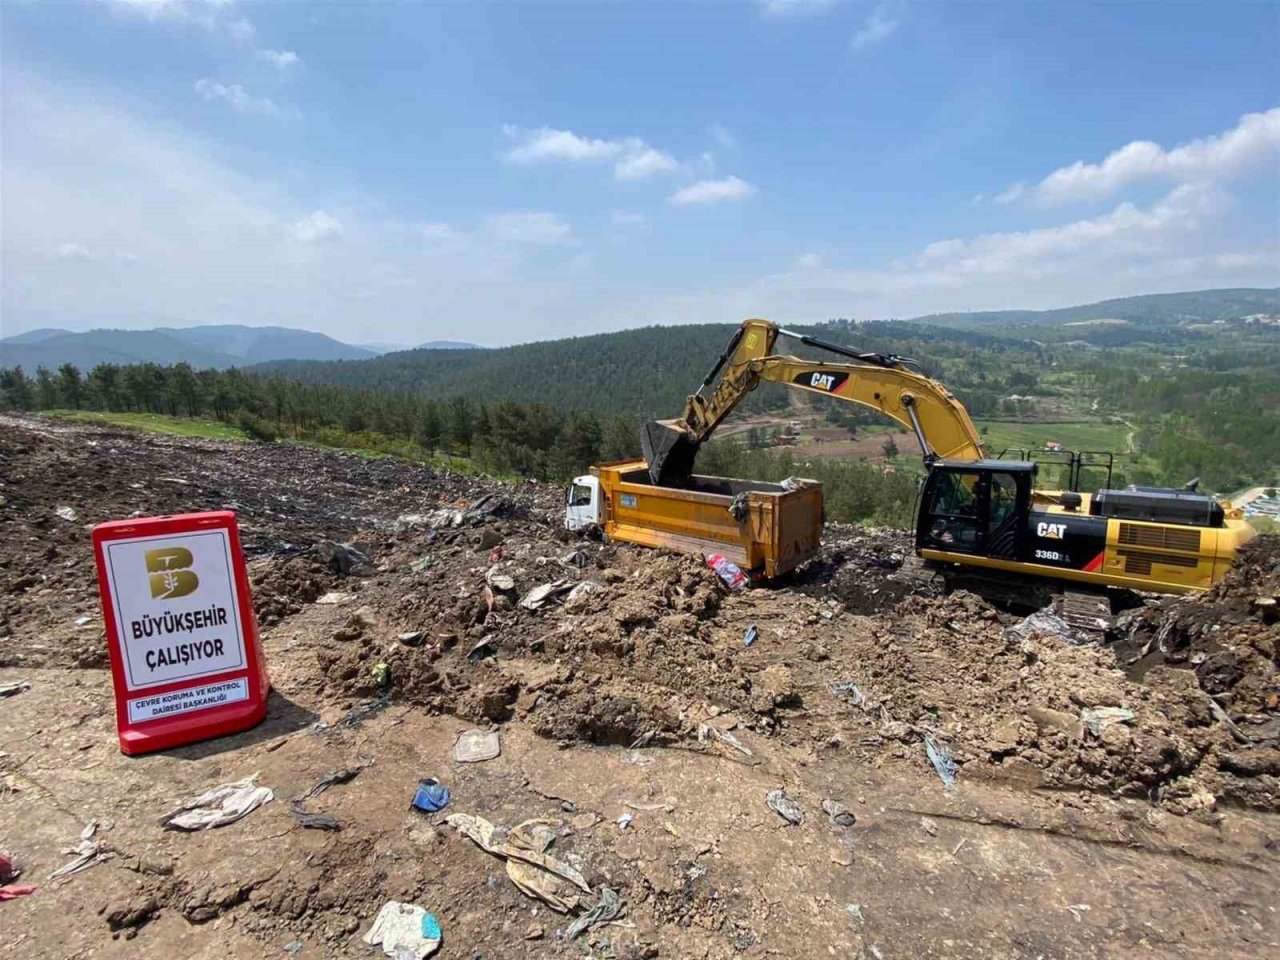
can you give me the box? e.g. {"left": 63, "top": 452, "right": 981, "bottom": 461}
{"left": 421, "top": 912, "right": 442, "bottom": 941}
{"left": 743, "top": 624, "right": 759, "bottom": 647}
{"left": 924, "top": 736, "right": 958, "bottom": 788}
{"left": 411, "top": 778, "right": 451, "bottom": 813}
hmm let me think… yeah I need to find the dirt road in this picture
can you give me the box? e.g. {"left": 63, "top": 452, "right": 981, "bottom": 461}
{"left": 1, "top": 414, "right": 1277, "bottom": 959}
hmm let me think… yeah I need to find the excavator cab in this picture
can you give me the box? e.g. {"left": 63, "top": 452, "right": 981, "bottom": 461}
{"left": 916, "top": 460, "right": 1036, "bottom": 561}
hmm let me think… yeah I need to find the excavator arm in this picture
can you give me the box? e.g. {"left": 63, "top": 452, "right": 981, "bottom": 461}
{"left": 643, "top": 318, "right": 986, "bottom": 485}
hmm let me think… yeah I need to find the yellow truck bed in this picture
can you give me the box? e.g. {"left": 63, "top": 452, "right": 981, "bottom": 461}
{"left": 591, "top": 459, "right": 823, "bottom": 578}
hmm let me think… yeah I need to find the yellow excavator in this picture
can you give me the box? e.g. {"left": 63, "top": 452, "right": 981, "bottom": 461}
{"left": 642, "top": 319, "right": 1254, "bottom": 626}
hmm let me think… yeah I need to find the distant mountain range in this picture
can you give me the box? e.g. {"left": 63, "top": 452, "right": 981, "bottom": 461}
{"left": 913, "top": 287, "right": 1280, "bottom": 330}
{"left": 0, "top": 325, "right": 480, "bottom": 371}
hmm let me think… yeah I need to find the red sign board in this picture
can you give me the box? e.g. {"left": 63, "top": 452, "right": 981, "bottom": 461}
{"left": 92, "top": 511, "right": 269, "bottom": 754}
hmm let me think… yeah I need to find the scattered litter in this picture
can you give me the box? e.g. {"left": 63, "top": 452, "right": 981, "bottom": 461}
{"left": 924, "top": 736, "right": 958, "bottom": 789}
{"left": 446, "top": 813, "right": 592, "bottom": 912}
{"left": 49, "top": 823, "right": 112, "bottom": 880}
{"left": 289, "top": 804, "right": 341, "bottom": 831}
{"left": 616, "top": 811, "right": 635, "bottom": 830}
{"left": 845, "top": 903, "right": 865, "bottom": 922}
{"left": 74, "top": 616, "right": 92, "bottom": 627}
{"left": 296, "top": 766, "right": 364, "bottom": 801}
{"left": 315, "top": 591, "right": 355, "bottom": 605}
{"left": 372, "top": 662, "right": 391, "bottom": 691}
{"left": 743, "top": 624, "right": 759, "bottom": 647}
{"left": 566, "top": 886, "right": 625, "bottom": 940}
{"left": 821, "top": 799, "right": 856, "bottom": 828}
{"left": 485, "top": 571, "right": 516, "bottom": 592}
{"left": 314, "top": 540, "right": 372, "bottom": 576}
{"left": 560, "top": 549, "right": 590, "bottom": 569}
{"left": 828, "top": 680, "right": 866, "bottom": 708}
{"left": 1005, "top": 610, "right": 1076, "bottom": 644}
{"left": 766, "top": 788, "right": 805, "bottom": 826}
{"left": 411, "top": 778, "right": 451, "bottom": 814}
{"left": 453, "top": 729, "right": 501, "bottom": 763}
{"left": 160, "top": 775, "right": 274, "bottom": 831}
{"left": 520, "top": 580, "right": 575, "bottom": 610}
{"left": 727, "top": 492, "right": 750, "bottom": 522}
{"left": 952, "top": 838, "right": 967, "bottom": 856}
{"left": 466, "top": 637, "right": 497, "bottom": 662}
{"left": 1066, "top": 903, "right": 1091, "bottom": 922}
{"left": 362, "top": 901, "right": 442, "bottom": 959}
{"left": 55, "top": 505, "right": 78, "bottom": 522}
{"left": 327, "top": 697, "right": 388, "bottom": 731}
{"left": 397, "top": 631, "right": 425, "bottom": 647}
{"left": 409, "top": 555, "right": 435, "bottom": 574}
{"left": 0, "top": 852, "right": 36, "bottom": 900}
{"left": 920, "top": 816, "right": 938, "bottom": 837}
{"left": 0, "top": 680, "right": 30, "bottom": 699}
{"left": 696, "top": 723, "right": 753, "bottom": 757}
{"left": 705, "top": 554, "right": 747, "bottom": 590}
{"left": 564, "top": 581, "right": 600, "bottom": 607}
{"left": 1080, "top": 706, "right": 1136, "bottom": 738}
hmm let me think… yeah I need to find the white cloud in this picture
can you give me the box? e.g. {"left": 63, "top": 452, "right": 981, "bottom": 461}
{"left": 257, "top": 49, "right": 300, "bottom": 70}
{"left": 669, "top": 176, "right": 755, "bottom": 206}
{"left": 194, "top": 78, "right": 281, "bottom": 116}
{"left": 502, "top": 126, "right": 681, "bottom": 181}
{"left": 710, "top": 123, "right": 736, "bottom": 150}
{"left": 851, "top": 4, "right": 899, "bottom": 52}
{"left": 483, "top": 212, "right": 574, "bottom": 245}
{"left": 56, "top": 242, "right": 97, "bottom": 261}
{"left": 419, "top": 222, "right": 454, "bottom": 240}
{"left": 993, "top": 182, "right": 1025, "bottom": 205}
{"left": 290, "top": 211, "right": 344, "bottom": 244}
{"left": 610, "top": 211, "right": 646, "bottom": 226}
{"left": 503, "top": 126, "right": 624, "bottom": 164}
{"left": 614, "top": 146, "right": 679, "bottom": 181}
{"left": 759, "top": 0, "right": 839, "bottom": 17}
{"left": 1023, "top": 107, "right": 1280, "bottom": 205}
{"left": 98, "top": 0, "right": 256, "bottom": 44}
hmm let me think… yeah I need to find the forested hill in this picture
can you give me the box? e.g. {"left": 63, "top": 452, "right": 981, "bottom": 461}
{"left": 253, "top": 320, "right": 1031, "bottom": 419}
{"left": 915, "top": 287, "right": 1280, "bottom": 331}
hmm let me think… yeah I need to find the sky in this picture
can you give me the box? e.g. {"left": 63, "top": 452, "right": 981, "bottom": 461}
{"left": 1, "top": 0, "right": 1277, "bottom": 346}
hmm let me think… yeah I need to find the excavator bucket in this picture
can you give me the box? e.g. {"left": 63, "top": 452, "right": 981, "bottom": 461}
{"left": 642, "top": 419, "right": 699, "bottom": 487}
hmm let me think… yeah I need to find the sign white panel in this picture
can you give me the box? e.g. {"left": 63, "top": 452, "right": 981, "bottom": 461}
{"left": 104, "top": 529, "right": 247, "bottom": 691}
{"left": 127, "top": 677, "right": 250, "bottom": 724}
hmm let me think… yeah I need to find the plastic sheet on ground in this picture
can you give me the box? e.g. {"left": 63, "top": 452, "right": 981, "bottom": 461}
{"left": 925, "top": 736, "right": 958, "bottom": 789}
{"left": 566, "top": 887, "right": 625, "bottom": 940}
{"left": 1005, "top": 610, "right": 1076, "bottom": 644}
{"left": 1080, "top": 706, "right": 1136, "bottom": 738}
{"left": 160, "top": 775, "right": 274, "bottom": 831}
{"left": 766, "top": 788, "right": 805, "bottom": 825}
{"left": 362, "top": 901, "right": 442, "bottom": 959}
{"left": 446, "top": 813, "right": 592, "bottom": 912}
{"left": 453, "top": 729, "right": 501, "bottom": 763}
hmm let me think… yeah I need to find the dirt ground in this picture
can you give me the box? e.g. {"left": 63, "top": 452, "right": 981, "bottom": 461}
{"left": 2, "top": 413, "right": 1277, "bottom": 959}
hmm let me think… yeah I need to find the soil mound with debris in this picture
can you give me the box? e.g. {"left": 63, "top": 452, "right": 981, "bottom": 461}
{"left": 3, "top": 414, "right": 1278, "bottom": 960}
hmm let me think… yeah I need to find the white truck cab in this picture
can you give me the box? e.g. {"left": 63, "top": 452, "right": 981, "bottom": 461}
{"left": 565, "top": 475, "right": 602, "bottom": 532}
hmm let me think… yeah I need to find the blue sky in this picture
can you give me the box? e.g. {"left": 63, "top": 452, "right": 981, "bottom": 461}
{"left": 2, "top": 0, "right": 1277, "bottom": 346}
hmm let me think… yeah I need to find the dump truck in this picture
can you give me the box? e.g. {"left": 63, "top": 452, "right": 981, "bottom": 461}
{"left": 565, "top": 459, "right": 823, "bottom": 579}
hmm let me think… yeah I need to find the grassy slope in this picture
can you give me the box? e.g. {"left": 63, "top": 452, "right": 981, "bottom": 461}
{"left": 49, "top": 410, "right": 249, "bottom": 440}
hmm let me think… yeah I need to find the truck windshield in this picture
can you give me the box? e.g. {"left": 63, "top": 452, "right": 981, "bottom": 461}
{"left": 569, "top": 483, "right": 594, "bottom": 507}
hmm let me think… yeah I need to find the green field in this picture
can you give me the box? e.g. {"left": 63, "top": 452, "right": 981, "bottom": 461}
{"left": 976, "top": 420, "right": 1132, "bottom": 455}
{"left": 49, "top": 410, "right": 249, "bottom": 441}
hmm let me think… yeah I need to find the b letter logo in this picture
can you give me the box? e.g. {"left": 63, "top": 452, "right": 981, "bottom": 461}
{"left": 146, "top": 547, "right": 199, "bottom": 600}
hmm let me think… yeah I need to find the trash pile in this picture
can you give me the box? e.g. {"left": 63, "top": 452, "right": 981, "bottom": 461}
{"left": 2, "top": 414, "right": 1277, "bottom": 959}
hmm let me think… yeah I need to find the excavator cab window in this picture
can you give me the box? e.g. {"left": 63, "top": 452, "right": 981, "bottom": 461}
{"left": 923, "top": 471, "right": 985, "bottom": 552}
{"left": 919, "top": 464, "right": 1031, "bottom": 558}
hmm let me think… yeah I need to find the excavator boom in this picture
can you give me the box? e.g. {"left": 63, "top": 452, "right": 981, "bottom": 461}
{"left": 643, "top": 318, "right": 985, "bottom": 485}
